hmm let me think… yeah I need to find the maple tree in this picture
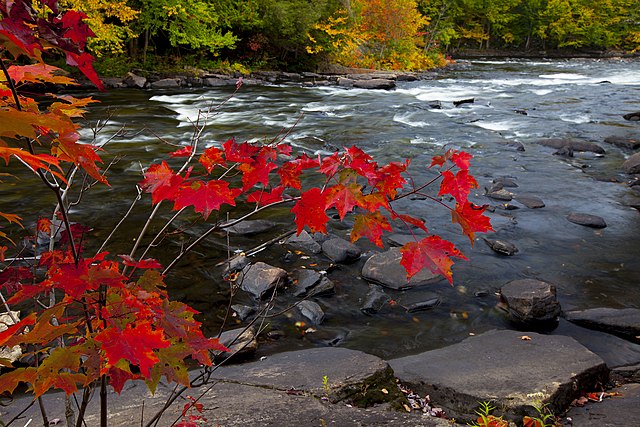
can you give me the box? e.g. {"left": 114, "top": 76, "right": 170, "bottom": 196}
{"left": 0, "top": 1, "right": 492, "bottom": 426}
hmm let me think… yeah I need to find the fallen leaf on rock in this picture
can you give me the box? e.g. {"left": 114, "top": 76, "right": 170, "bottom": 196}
{"left": 521, "top": 335, "right": 532, "bottom": 341}
{"left": 381, "top": 388, "right": 389, "bottom": 394}
{"left": 403, "top": 403, "right": 411, "bottom": 412}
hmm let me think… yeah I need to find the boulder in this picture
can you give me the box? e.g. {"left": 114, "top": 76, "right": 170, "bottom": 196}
{"left": 623, "top": 111, "right": 640, "bottom": 121}
{"left": 306, "top": 277, "right": 335, "bottom": 297}
{"left": 297, "top": 300, "right": 325, "bottom": 325}
{"left": 622, "top": 152, "right": 640, "bottom": 174}
{"left": 215, "top": 327, "right": 258, "bottom": 362}
{"left": 204, "top": 77, "right": 235, "bottom": 87}
{"left": 564, "top": 307, "right": 640, "bottom": 341}
{"left": 337, "top": 77, "right": 354, "bottom": 88}
{"left": 292, "top": 269, "right": 322, "bottom": 296}
{"left": 536, "top": 138, "right": 605, "bottom": 154}
{"left": 514, "top": 194, "right": 545, "bottom": 209}
{"left": 150, "top": 78, "right": 181, "bottom": 89}
{"left": 353, "top": 79, "right": 396, "bottom": 90}
{"left": 123, "top": 72, "right": 146, "bottom": 88}
{"left": 390, "top": 330, "right": 608, "bottom": 422}
{"left": 322, "top": 238, "right": 361, "bottom": 263}
{"left": 226, "top": 219, "right": 276, "bottom": 236}
{"left": 500, "top": 279, "right": 561, "bottom": 324}
{"left": 567, "top": 212, "right": 607, "bottom": 228}
{"left": 361, "top": 248, "right": 443, "bottom": 290}
{"left": 604, "top": 136, "right": 640, "bottom": 150}
{"left": 286, "top": 230, "right": 322, "bottom": 254}
{"left": 493, "top": 176, "right": 519, "bottom": 188}
{"left": 360, "top": 284, "right": 390, "bottom": 315}
{"left": 238, "top": 262, "right": 287, "bottom": 299}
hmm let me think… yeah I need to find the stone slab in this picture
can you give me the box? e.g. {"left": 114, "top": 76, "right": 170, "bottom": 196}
{"left": 565, "top": 383, "right": 640, "bottom": 427}
{"left": 389, "top": 329, "right": 608, "bottom": 422}
{"left": 565, "top": 307, "right": 640, "bottom": 341}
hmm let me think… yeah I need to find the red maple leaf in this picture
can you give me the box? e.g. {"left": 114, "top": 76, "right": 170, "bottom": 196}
{"left": 392, "top": 212, "right": 429, "bottom": 233}
{"left": 438, "top": 169, "right": 478, "bottom": 205}
{"left": 400, "top": 236, "right": 467, "bottom": 284}
{"left": 325, "top": 183, "right": 365, "bottom": 220}
{"left": 140, "top": 161, "right": 184, "bottom": 204}
{"left": 119, "top": 255, "right": 163, "bottom": 269}
{"left": 319, "top": 152, "right": 342, "bottom": 177}
{"left": 170, "top": 146, "right": 193, "bottom": 158}
{"left": 373, "top": 160, "right": 409, "bottom": 198}
{"left": 450, "top": 151, "right": 472, "bottom": 170}
{"left": 345, "top": 146, "right": 378, "bottom": 182}
{"left": 451, "top": 202, "right": 493, "bottom": 245}
{"left": 278, "top": 161, "right": 303, "bottom": 189}
{"left": 173, "top": 180, "right": 240, "bottom": 220}
{"left": 223, "top": 138, "right": 259, "bottom": 162}
{"left": 95, "top": 321, "right": 170, "bottom": 378}
{"left": 246, "top": 186, "right": 284, "bottom": 206}
{"left": 198, "top": 146, "right": 226, "bottom": 172}
{"left": 238, "top": 156, "right": 277, "bottom": 191}
{"left": 276, "top": 144, "right": 293, "bottom": 156}
{"left": 351, "top": 212, "right": 392, "bottom": 247}
{"left": 291, "top": 188, "right": 329, "bottom": 234}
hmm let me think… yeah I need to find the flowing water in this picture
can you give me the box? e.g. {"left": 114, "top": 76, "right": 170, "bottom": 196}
{"left": 6, "top": 59, "right": 640, "bottom": 359}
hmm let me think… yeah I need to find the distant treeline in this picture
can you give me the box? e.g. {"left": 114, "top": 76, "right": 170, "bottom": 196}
{"left": 59, "top": 0, "right": 639, "bottom": 72}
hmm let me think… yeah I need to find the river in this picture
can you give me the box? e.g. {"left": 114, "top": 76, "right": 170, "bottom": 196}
{"left": 14, "top": 58, "right": 640, "bottom": 360}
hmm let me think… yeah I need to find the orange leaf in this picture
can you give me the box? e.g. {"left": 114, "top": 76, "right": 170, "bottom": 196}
{"left": 351, "top": 212, "right": 392, "bottom": 247}
{"left": 451, "top": 202, "right": 493, "bottom": 245}
{"left": 173, "top": 180, "right": 240, "bottom": 220}
{"left": 291, "top": 188, "right": 329, "bottom": 234}
{"left": 400, "top": 236, "right": 467, "bottom": 284}
{"left": 325, "top": 183, "right": 365, "bottom": 220}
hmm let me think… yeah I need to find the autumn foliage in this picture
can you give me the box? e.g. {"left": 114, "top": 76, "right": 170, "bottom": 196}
{"left": 0, "top": 0, "right": 492, "bottom": 425}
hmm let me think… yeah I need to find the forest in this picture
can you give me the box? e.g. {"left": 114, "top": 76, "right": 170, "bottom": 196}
{"left": 61, "top": 0, "right": 640, "bottom": 73}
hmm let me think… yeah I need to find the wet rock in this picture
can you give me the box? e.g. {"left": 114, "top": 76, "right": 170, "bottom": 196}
{"left": 536, "top": 138, "right": 605, "bottom": 154}
{"left": 238, "top": 262, "right": 287, "bottom": 299}
{"left": 507, "top": 141, "right": 526, "bottom": 151}
{"left": 307, "top": 277, "right": 335, "bottom": 297}
{"left": 427, "top": 101, "right": 442, "bottom": 109}
{"left": 353, "top": 79, "right": 396, "bottom": 90}
{"left": 564, "top": 307, "right": 640, "bottom": 341}
{"left": 297, "top": 300, "right": 325, "bottom": 325}
{"left": 567, "top": 212, "right": 607, "bottom": 228}
{"left": 361, "top": 248, "right": 443, "bottom": 290}
{"left": 622, "top": 152, "right": 640, "bottom": 174}
{"left": 565, "top": 383, "right": 640, "bottom": 427}
{"left": 227, "top": 219, "right": 277, "bottom": 236}
{"left": 361, "top": 284, "right": 390, "bottom": 315}
{"left": 604, "top": 136, "right": 640, "bottom": 149}
{"left": 482, "top": 238, "right": 518, "bottom": 256}
{"left": 493, "top": 176, "right": 519, "bottom": 188}
{"left": 150, "top": 78, "right": 181, "bottom": 89}
{"left": 292, "top": 269, "right": 322, "bottom": 296}
{"left": 500, "top": 279, "right": 561, "bottom": 324}
{"left": 623, "top": 111, "right": 640, "bottom": 121}
{"left": 123, "top": 72, "right": 146, "bottom": 88}
{"left": 514, "top": 194, "right": 545, "bottom": 209}
{"left": 453, "top": 98, "right": 474, "bottom": 107}
{"left": 231, "top": 304, "right": 256, "bottom": 321}
{"left": 386, "top": 234, "right": 421, "bottom": 247}
{"left": 222, "top": 255, "right": 250, "bottom": 277}
{"left": 322, "top": 238, "right": 361, "bottom": 263}
{"left": 337, "top": 77, "right": 354, "bottom": 88}
{"left": 485, "top": 188, "right": 514, "bottom": 201}
{"left": 286, "top": 230, "right": 322, "bottom": 254}
{"left": 204, "top": 77, "right": 235, "bottom": 87}
{"left": 215, "top": 327, "right": 258, "bottom": 362}
{"left": 102, "top": 77, "right": 126, "bottom": 89}
{"left": 405, "top": 297, "right": 441, "bottom": 313}
{"left": 390, "top": 330, "right": 607, "bottom": 422}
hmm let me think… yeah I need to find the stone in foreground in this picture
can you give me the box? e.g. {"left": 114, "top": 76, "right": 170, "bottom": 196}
{"left": 211, "top": 347, "right": 398, "bottom": 406}
{"left": 389, "top": 330, "right": 608, "bottom": 422}
{"left": 565, "top": 307, "right": 640, "bottom": 341}
{"left": 362, "top": 248, "right": 443, "bottom": 290}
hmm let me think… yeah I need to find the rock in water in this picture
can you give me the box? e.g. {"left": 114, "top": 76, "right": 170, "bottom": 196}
{"left": 566, "top": 212, "right": 607, "bottom": 228}
{"left": 238, "top": 262, "right": 287, "bottom": 299}
{"left": 536, "top": 138, "right": 605, "bottom": 154}
{"left": 623, "top": 111, "right": 640, "bottom": 121}
{"left": 361, "top": 248, "right": 442, "bottom": 290}
{"left": 297, "top": 300, "right": 325, "bottom": 325}
{"left": 564, "top": 307, "right": 640, "bottom": 341}
{"left": 360, "top": 285, "right": 390, "bottom": 315}
{"left": 482, "top": 238, "right": 518, "bottom": 256}
{"left": 322, "top": 238, "right": 361, "bottom": 263}
{"left": 622, "top": 152, "right": 640, "bottom": 174}
{"left": 500, "top": 279, "right": 561, "bottom": 325}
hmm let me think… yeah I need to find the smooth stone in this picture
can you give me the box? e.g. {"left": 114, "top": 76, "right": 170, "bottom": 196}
{"left": 564, "top": 307, "right": 640, "bottom": 341}
{"left": 321, "top": 238, "right": 361, "bottom": 263}
{"left": 238, "top": 262, "right": 287, "bottom": 299}
{"left": 500, "top": 279, "right": 561, "bottom": 324}
{"left": 231, "top": 304, "right": 256, "bottom": 321}
{"left": 227, "top": 219, "right": 276, "bottom": 236}
{"left": 390, "top": 330, "right": 608, "bottom": 422}
{"left": 567, "top": 212, "right": 607, "bottom": 228}
{"left": 405, "top": 297, "right": 441, "bottom": 313}
{"left": 361, "top": 248, "right": 443, "bottom": 290}
{"left": 482, "top": 238, "right": 519, "bottom": 256}
{"left": 292, "top": 269, "right": 322, "bottom": 296}
{"left": 604, "top": 136, "right": 640, "bottom": 149}
{"left": 222, "top": 255, "right": 250, "bottom": 277}
{"left": 514, "top": 194, "right": 545, "bottom": 209}
{"left": 622, "top": 152, "right": 640, "bottom": 174}
{"left": 623, "top": 111, "right": 640, "bottom": 121}
{"left": 352, "top": 79, "right": 396, "bottom": 90}
{"left": 337, "top": 77, "right": 354, "bottom": 88}
{"left": 150, "top": 78, "right": 181, "bottom": 88}
{"left": 306, "top": 277, "right": 335, "bottom": 297}
{"left": 536, "top": 138, "right": 605, "bottom": 154}
{"left": 286, "top": 230, "right": 322, "bottom": 254}
{"left": 215, "top": 327, "right": 258, "bottom": 361}
{"left": 493, "top": 176, "right": 519, "bottom": 188}
{"left": 123, "top": 72, "right": 146, "bottom": 88}
{"left": 485, "top": 188, "right": 514, "bottom": 201}
{"left": 297, "top": 300, "right": 325, "bottom": 325}
{"left": 360, "top": 284, "right": 390, "bottom": 315}
{"left": 565, "top": 383, "right": 640, "bottom": 426}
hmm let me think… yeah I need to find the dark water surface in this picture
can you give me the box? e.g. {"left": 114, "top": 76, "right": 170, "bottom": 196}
{"left": 8, "top": 59, "right": 640, "bottom": 359}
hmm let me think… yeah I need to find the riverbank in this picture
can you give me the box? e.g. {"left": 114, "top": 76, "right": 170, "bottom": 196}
{"left": 450, "top": 48, "right": 640, "bottom": 60}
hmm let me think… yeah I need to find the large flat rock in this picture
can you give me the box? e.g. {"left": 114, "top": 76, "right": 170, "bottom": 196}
{"left": 389, "top": 329, "right": 608, "bottom": 422}
{"left": 362, "top": 248, "right": 443, "bottom": 290}
{"left": 565, "top": 383, "right": 640, "bottom": 427}
{"left": 565, "top": 307, "right": 640, "bottom": 341}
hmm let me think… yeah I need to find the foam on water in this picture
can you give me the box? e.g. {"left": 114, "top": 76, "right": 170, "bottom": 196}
{"left": 559, "top": 113, "right": 591, "bottom": 124}
{"left": 393, "top": 112, "right": 430, "bottom": 128}
{"left": 472, "top": 120, "right": 517, "bottom": 132}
